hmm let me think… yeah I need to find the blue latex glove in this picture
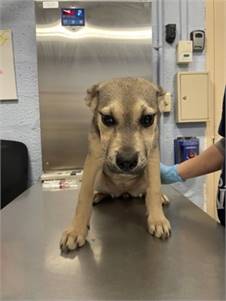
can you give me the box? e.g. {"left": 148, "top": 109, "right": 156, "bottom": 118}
{"left": 160, "top": 163, "right": 184, "bottom": 184}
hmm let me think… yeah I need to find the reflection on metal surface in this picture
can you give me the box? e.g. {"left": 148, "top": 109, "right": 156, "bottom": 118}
{"left": 89, "top": 239, "right": 103, "bottom": 265}
{"left": 45, "top": 250, "right": 81, "bottom": 275}
{"left": 37, "top": 22, "right": 152, "bottom": 40}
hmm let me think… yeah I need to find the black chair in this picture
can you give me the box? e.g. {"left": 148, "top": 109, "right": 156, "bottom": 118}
{"left": 1, "top": 140, "right": 28, "bottom": 209}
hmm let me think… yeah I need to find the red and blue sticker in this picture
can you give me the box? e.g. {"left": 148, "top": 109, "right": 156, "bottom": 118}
{"left": 61, "top": 8, "right": 85, "bottom": 26}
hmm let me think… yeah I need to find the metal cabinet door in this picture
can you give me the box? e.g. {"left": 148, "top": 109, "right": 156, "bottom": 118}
{"left": 36, "top": 1, "right": 152, "bottom": 171}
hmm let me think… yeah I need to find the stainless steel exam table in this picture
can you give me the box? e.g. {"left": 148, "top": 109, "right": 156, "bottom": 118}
{"left": 1, "top": 183, "right": 225, "bottom": 300}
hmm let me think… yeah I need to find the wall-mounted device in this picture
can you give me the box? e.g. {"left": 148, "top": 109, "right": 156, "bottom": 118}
{"left": 176, "top": 72, "right": 209, "bottom": 123}
{"left": 158, "top": 92, "right": 172, "bottom": 113}
{"left": 165, "top": 24, "right": 176, "bottom": 44}
{"left": 176, "top": 41, "right": 192, "bottom": 64}
{"left": 174, "top": 137, "right": 199, "bottom": 164}
{"left": 190, "top": 30, "right": 205, "bottom": 52}
{"left": 61, "top": 8, "right": 85, "bottom": 26}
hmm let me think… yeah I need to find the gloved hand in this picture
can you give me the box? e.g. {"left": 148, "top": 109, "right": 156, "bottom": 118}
{"left": 160, "top": 163, "right": 184, "bottom": 184}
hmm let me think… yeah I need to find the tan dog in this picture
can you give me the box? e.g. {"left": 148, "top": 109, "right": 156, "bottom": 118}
{"left": 60, "top": 77, "right": 171, "bottom": 252}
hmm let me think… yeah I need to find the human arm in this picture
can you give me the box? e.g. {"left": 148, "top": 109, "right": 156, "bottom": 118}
{"left": 160, "top": 139, "right": 225, "bottom": 184}
{"left": 177, "top": 139, "right": 224, "bottom": 179}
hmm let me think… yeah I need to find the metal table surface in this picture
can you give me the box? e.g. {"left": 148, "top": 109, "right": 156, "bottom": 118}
{"left": 1, "top": 182, "right": 225, "bottom": 300}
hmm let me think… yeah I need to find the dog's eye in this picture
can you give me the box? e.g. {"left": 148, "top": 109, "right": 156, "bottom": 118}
{"left": 140, "top": 114, "right": 155, "bottom": 128}
{"left": 101, "top": 114, "right": 116, "bottom": 127}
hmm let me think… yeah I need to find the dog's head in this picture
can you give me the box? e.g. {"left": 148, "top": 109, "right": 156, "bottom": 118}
{"left": 85, "top": 77, "right": 165, "bottom": 175}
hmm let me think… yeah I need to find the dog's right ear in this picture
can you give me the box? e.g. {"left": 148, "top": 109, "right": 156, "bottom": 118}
{"left": 85, "top": 83, "right": 100, "bottom": 112}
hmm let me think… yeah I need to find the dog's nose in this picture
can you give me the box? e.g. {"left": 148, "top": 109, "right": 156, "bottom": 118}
{"left": 116, "top": 152, "right": 138, "bottom": 171}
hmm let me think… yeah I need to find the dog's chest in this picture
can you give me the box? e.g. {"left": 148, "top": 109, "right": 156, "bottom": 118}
{"left": 94, "top": 171, "right": 147, "bottom": 198}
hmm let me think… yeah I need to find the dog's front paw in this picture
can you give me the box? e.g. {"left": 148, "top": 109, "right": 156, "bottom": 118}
{"left": 147, "top": 215, "right": 171, "bottom": 239}
{"left": 60, "top": 225, "right": 88, "bottom": 252}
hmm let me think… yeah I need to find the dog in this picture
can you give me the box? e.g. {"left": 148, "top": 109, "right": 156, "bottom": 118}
{"left": 60, "top": 77, "right": 171, "bottom": 252}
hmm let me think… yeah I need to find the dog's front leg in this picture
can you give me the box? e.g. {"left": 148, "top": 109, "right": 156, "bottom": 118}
{"left": 146, "top": 146, "right": 171, "bottom": 239}
{"left": 60, "top": 153, "right": 102, "bottom": 252}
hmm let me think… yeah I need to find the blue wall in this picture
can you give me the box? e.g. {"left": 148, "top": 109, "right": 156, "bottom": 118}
{"left": 153, "top": 0, "right": 206, "bottom": 208}
{"left": 0, "top": 0, "right": 42, "bottom": 185}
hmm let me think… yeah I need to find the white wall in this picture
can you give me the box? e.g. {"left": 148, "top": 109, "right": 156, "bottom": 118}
{"left": 0, "top": 0, "right": 42, "bottom": 185}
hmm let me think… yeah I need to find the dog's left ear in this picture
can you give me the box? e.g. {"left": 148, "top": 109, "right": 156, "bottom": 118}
{"left": 85, "top": 83, "right": 100, "bottom": 112}
{"left": 157, "top": 86, "right": 167, "bottom": 113}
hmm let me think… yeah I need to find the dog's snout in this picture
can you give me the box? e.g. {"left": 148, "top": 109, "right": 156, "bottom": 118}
{"left": 116, "top": 151, "right": 138, "bottom": 171}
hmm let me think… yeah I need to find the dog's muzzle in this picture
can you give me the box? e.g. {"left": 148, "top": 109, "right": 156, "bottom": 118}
{"left": 116, "top": 151, "right": 138, "bottom": 172}
{"left": 104, "top": 148, "right": 146, "bottom": 175}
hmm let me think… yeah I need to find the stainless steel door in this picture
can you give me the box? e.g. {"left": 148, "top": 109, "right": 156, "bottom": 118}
{"left": 35, "top": 1, "right": 152, "bottom": 171}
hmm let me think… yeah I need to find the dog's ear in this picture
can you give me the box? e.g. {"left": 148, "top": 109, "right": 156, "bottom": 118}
{"left": 157, "top": 86, "right": 167, "bottom": 113}
{"left": 148, "top": 81, "right": 167, "bottom": 113}
{"left": 85, "top": 83, "right": 100, "bottom": 112}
